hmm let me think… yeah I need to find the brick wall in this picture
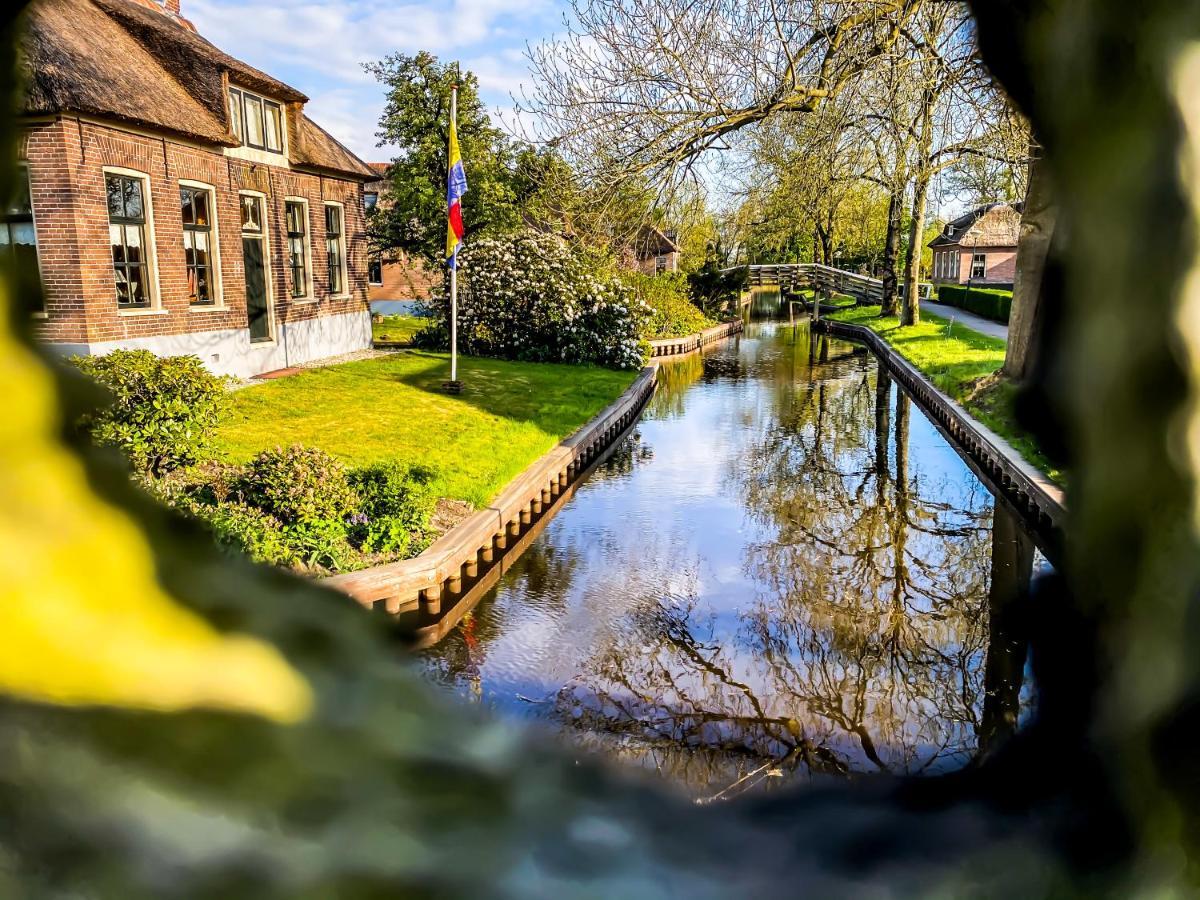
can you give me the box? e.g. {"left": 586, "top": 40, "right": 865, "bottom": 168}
{"left": 931, "top": 245, "right": 1016, "bottom": 286}
{"left": 370, "top": 252, "right": 438, "bottom": 302}
{"left": 21, "top": 117, "right": 369, "bottom": 348}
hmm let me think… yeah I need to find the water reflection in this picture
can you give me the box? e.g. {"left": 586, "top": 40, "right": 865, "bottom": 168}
{"left": 422, "top": 317, "right": 1046, "bottom": 798}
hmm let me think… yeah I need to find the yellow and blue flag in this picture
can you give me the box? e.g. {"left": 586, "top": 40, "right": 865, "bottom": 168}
{"left": 446, "top": 114, "right": 468, "bottom": 269}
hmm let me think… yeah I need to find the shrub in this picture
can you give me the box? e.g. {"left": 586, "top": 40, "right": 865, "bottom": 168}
{"left": 424, "top": 230, "right": 651, "bottom": 369}
{"left": 937, "top": 285, "right": 1013, "bottom": 323}
{"left": 239, "top": 445, "right": 359, "bottom": 526}
{"left": 347, "top": 462, "right": 438, "bottom": 555}
{"left": 72, "top": 350, "right": 227, "bottom": 476}
{"left": 622, "top": 271, "right": 714, "bottom": 338}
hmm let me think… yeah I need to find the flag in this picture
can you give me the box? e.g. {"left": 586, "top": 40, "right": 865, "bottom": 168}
{"left": 445, "top": 113, "right": 468, "bottom": 269}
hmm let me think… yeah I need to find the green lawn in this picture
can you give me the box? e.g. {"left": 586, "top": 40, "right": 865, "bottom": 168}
{"left": 371, "top": 315, "right": 426, "bottom": 345}
{"left": 216, "top": 351, "right": 637, "bottom": 508}
{"left": 827, "top": 305, "right": 1060, "bottom": 482}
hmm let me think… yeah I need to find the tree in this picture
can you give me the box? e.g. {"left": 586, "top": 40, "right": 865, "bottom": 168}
{"left": 366, "top": 53, "right": 520, "bottom": 263}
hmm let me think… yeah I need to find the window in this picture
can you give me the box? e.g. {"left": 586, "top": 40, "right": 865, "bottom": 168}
{"left": 228, "top": 86, "right": 284, "bottom": 154}
{"left": 285, "top": 199, "right": 310, "bottom": 299}
{"left": 363, "top": 191, "right": 378, "bottom": 213}
{"left": 654, "top": 255, "right": 669, "bottom": 275}
{"left": 180, "top": 185, "right": 217, "bottom": 305}
{"left": 1, "top": 167, "right": 38, "bottom": 273}
{"left": 325, "top": 203, "right": 346, "bottom": 294}
{"left": 264, "top": 101, "right": 284, "bottom": 152}
{"left": 241, "top": 193, "right": 263, "bottom": 232}
{"left": 971, "top": 252, "right": 987, "bottom": 280}
{"left": 368, "top": 256, "right": 382, "bottom": 285}
{"left": 106, "top": 172, "right": 152, "bottom": 308}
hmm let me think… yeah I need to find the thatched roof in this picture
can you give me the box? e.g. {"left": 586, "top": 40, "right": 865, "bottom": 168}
{"left": 291, "top": 115, "right": 376, "bottom": 181}
{"left": 635, "top": 225, "right": 681, "bottom": 257}
{"left": 21, "top": 0, "right": 235, "bottom": 145}
{"left": 20, "top": 0, "right": 374, "bottom": 180}
{"left": 928, "top": 202, "right": 1023, "bottom": 249}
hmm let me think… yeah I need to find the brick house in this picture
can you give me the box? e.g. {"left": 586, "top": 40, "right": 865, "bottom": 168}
{"left": 928, "top": 202, "right": 1022, "bottom": 289}
{"left": 15, "top": 0, "right": 377, "bottom": 378}
{"left": 624, "top": 226, "right": 681, "bottom": 275}
{"left": 364, "top": 163, "right": 437, "bottom": 309}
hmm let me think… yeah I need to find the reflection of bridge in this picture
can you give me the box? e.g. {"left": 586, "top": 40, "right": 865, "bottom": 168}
{"left": 723, "top": 263, "right": 885, "bottom": 304}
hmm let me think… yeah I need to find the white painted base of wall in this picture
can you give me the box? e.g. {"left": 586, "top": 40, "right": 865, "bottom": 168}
{"left": 46, "top": 309, "right": 372, "bottom": 379}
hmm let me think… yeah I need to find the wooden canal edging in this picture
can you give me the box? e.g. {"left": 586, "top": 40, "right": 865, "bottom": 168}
{"left": 812, "top": 318, "right": 1067, "bottom": 552}
{"left": 325, "top": 365, "right": 659, "bottom": 627}
{"left": 648, "top": 320, "right": 743, "bottom": 358}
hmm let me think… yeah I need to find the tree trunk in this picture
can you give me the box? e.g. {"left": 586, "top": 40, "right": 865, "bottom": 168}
{"left": 816, "top": 224, "right": 834, "bottom": 267}
{"left": 1002, "top": 146, "right": 1057, "bottom": 381}
{"left": 900, "top": 173, "right": 929, "bottom": 326}
{"left": 880, "top": 189, "right": 903, "bottom": 316}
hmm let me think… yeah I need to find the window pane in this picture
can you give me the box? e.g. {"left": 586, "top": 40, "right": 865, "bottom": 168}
{"left": 241, "top": 195, "right": 261, "bottom": 231}
{"left": 193, "top": 190, "right": 209, "bottom": 226}
{"left": 124, "top": 225, "right": 142, "bottom": 265}
{"left": 127, "top": 265, "right": 145, "bottom": 303}
{"left": 7, "top": 170, "right": 31, "bottom": 216}
{"left": 110, "top": 224, "right": 125, "bottom": 263}
{"left": 192, "top": 230, "right": 208, "bottom": 261}
{"left": 196, "top": 268, "right": 210, "bottom": 303}
{"left": 106, "top": 176, "right": 124, "bottom": 218}
{"left": 286, "top": 201, "right": 305, "bottom": 235}
{"left": 363, "top": 192, "right": 378, "bottom": 212}
{"left": 180, "top": 188, "right": 194, "bottom": 225}
{"left": 115, "top": 268, "right": 129, "bottom": 303}
{"left": 228, "top": 88, "right": 243, "bottom": 144}
{"left": 264, "top": 102, "right": 283, "bottom": 152}
{"left": 0, "top": 225, "right": 9, "bottom": 247}
{"left": 123, "top": 178, "right": 143, "bottom": 220}
{"left": 243, "top": 95, "right": 265, "bottom": 147}
{"left": 10, "top": 222, "right": 35, "bottom": 247}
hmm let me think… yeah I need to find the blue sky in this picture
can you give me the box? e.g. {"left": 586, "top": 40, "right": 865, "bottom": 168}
{"left": 187, "top": 0, "right": 567, "bottom": 162}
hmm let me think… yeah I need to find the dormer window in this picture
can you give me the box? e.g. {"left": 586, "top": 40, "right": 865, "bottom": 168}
{"left": 946, "top": 225, "right": 955, "bottom": 238}
{"left": 228, "top": 86, "right": 284, "bottom": 154}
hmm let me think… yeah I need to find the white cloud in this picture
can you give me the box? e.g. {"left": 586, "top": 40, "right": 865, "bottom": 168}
{"left": 185, "top": 0, "right": 563, "bottom": 157}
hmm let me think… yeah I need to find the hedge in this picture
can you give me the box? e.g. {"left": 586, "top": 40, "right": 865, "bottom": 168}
{"left": 936, "top": 284, "right": 1013, "bottom": 323}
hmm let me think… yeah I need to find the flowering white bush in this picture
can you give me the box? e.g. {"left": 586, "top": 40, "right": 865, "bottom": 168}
{"left": 424, "top": 230, "right": 650, "bottom": 370}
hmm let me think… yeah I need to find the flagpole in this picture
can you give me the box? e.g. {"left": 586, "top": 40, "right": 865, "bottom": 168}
{"left": 449, "top": 84, "right": 459, "bottom": 386}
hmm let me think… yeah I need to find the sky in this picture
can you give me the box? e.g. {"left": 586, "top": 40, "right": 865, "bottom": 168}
{"left": 186, "top": 0, "right": 569, "bottom": 163}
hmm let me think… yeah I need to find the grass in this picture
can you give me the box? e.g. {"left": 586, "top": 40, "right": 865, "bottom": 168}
{"left": 371, "top": 315, "right": 426, "bottom": 345}
{"left": 216, "top": 351, "right": 637, "bottom": 508}
{"left": 827, "top": 305, "right": 1061, "bottom": 483}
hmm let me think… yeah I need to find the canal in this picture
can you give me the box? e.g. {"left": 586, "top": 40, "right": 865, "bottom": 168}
{"left": 422, "top": 305, "right": 1049, "bottom": 800}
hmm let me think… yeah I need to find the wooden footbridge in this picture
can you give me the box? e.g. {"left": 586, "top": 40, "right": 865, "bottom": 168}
{"left": 724, "top": 263, "right": 887, "bottom": 304}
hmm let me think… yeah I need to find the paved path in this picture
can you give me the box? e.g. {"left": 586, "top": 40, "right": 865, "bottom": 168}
{"left": 922, "top": 300, "right": 1009, "bottom": 341}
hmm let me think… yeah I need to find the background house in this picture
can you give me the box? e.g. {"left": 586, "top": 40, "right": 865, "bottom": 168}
{"left": 623, "top": 226, "right": 681, "bottom": 275}
{"left": 364, "top": 163, "right": 437, "bottom": 314}
{"left": 928, "top": 202, "right": 1023, "bottom": 289}
{"left": 16, "top": 0, "right": 377, "bottom": 378}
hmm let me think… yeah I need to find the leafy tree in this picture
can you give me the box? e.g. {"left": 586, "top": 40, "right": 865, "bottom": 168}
{"left": 365, "top": 53, "right": 520, "bottom": 263}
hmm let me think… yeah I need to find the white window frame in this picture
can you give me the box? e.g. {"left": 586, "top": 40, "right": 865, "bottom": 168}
{"left": 323, "top": 200, "right": 349, "bottom": 298}
{"left": 179, "top": 179, "right": 224, "bottom": 310}
{"left": 971, "top": 252, "right": 987, "bottom": 280}
{"left": 239, "top": 189, "right": 277, "bottom": 344}
{"left": 283, "top": 196, "right": 315, "bottom": 302}
{"left": 104, "top": 166, "right": 164, "bottom": 316}
{"left": 226, "top": 85, "right": 290, "bottom": 167}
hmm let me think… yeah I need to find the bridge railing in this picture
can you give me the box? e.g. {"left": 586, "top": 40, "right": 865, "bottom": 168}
{"left": 723, "top": 263, "right": 887, "bottom": 304}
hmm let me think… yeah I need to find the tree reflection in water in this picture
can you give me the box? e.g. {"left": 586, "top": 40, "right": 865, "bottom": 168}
{"left": 424, "top": 322, "right": 1042, "bottom": 800}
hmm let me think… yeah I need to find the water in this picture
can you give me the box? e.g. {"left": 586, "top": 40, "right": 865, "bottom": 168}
{"left": 421, "top": 308, "right": 1047, "bottom": 800}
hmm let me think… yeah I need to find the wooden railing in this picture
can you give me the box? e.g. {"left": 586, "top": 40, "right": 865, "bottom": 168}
{"left": 647, "top": 320, "right": 744, "bottom": 358}
{"left": 813, "top": 318, "right": 1065, "bottom": 558}
{"left": 724, "top": 263, "right": 888, "bottom": 304}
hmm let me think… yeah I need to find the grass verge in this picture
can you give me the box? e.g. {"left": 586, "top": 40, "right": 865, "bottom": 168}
{"left": 216, "top": 351, "right": 637, "bottom": 508}
{"left": 372, "top": 315, "right": 426, "bottom": 345}
{"left": 827, "top": 305, "right": 1061, "bottom": 483}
